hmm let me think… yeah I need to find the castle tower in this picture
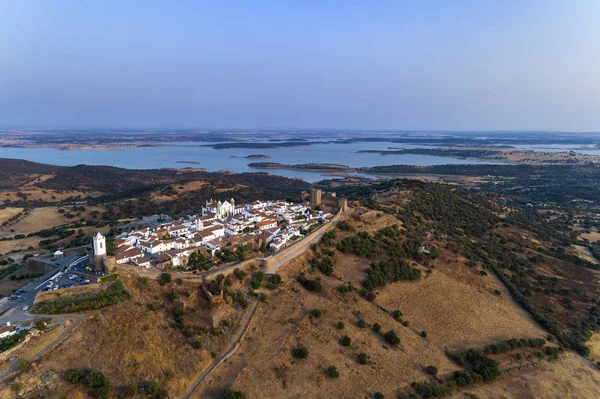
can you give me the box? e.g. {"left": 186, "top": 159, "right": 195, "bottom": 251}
{"left": 93, "top": 232, "right": 106, "bottom": 256}
{"left": 311, "top": 188, "right": 322, "bottom": 206}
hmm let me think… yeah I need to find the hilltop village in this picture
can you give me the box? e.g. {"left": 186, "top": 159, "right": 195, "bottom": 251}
{"left": 101, "top": 195, "right": 337, "bottom": 271}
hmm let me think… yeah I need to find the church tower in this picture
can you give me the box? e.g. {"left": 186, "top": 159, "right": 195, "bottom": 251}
{"left": 93, "top": 232, "right": 106, "bottom": 256}
{"left": 90, "top": 232, "right": 113, "bottom": 272}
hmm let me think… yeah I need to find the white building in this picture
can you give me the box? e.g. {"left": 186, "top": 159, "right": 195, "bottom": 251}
{"left": 93, "top": 232, "right": 106, "bottom": 256}
{"left": 203, "top": 198, "right": 243, "bottom": 218}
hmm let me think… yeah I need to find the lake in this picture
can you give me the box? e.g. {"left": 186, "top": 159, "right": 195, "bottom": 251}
{"left": 1, "top": 141, "right": 497, "bottom": 182}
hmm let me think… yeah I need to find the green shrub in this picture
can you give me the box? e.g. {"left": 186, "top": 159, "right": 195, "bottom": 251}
{"left": 372, "top": 323, "right": 381, "bottom": 333}
{"left": 87, "top": 369, "right": 110, "bottom": 398}
{"left": 374, "top": 393, "right": 384, "bottom": 399}
{"left": 296, "top": 273, "right": 322, "bottom": 292}
{"left": 340, "top": 335, "right": 351, "bottom": 346}
{"left": 266, "top": 274, "right": 282, "bottom": 290}
{"left": 336, "top": 321, "right": 345, "bottom": 329}
{"left": 392, "top": 309, "right": 403, "bottom": 320}
{"left": 293, "top": 346, "right": 309, "bottom": 359}
{"left": 191, "top": 339, "right": 202, "bottom": 349}
{"left": 337, "top": 284, "right": 350, "bottom": 294}
{"left": 217, "top": 389, "right": 247, "bottom": 399}
{"left": 17, "top": 358, "right": 30, "bottom": 372}
{"left": 326, "top": 365, "right": 339, "bottom": 378}
{"left": 425, "top": 365, "right": 438, "bottom": 376}
{"left": 384, "top": 330, "right": 400, "bottom": 345}
{"left": 336, "top": 221, "right": 354, "bottom": 232}
{"left": 357, "top": 352, "right": 369, "bottom": 365}
{"left": 250, "top": 271, "right": 265, "bottom": 289}
{"left": 159, "top": 272, "right": 172, "bottom": 286}
{"left": 168, "top": 291, "right": 179, "bottom": 301}
{"left": 310, "top": 309, "right": 322, "bottom": 318}
{"left": 420, "top": 330, "right": 428, "bottom": 338}
{"left": 66, "top": 369, "right": 83, "bottom": 383}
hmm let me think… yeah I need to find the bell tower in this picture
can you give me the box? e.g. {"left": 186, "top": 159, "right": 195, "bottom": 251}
{"left": 93, "top": 232, "right": 106, "bottom": 256}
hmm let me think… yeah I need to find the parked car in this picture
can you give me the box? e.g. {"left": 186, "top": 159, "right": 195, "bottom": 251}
{"left": 22, "top": 305, "right": 28, "bottom": 311}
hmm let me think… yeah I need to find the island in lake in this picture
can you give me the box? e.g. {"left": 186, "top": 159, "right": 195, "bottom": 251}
{"left": 231, "top": 154, "right": 272, "bottom": 159}
{"left": 248, "top": 162, "right": 355, "bottom": 172}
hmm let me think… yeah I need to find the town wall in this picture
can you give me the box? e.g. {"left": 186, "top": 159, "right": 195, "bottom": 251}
{"left": 262, "top": 207, "right": 344, "bottom": 272}
{"left": 33, "top": 283, "right": 101, "bottom": 304}
{"left": 114, "top": 257, "right": 259, "bottom": 283}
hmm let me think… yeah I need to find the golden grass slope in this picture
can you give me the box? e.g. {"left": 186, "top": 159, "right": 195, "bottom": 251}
{"left": 0, "top": 207, "right": 67, "bottom": 236}
{"left": 0, "top": 207, "right": 23, "bottom": 224}
{"left": 0, "top": 277, "right": 246, "bottom": 399}
{"left": 460, "top": 352, "right": 600, "bottom": 399}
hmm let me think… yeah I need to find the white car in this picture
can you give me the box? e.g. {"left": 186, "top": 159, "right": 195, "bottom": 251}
{"left": 22, "top": 305, "right": 29, "bottom": 311}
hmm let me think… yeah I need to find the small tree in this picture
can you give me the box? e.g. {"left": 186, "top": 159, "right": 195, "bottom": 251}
{"left": 310, "top": 309, "right": 322, "bottom": 318}
{"left": 421, "top": 330, "right": 428, "bottom": 338}
{"left": 340, "top": 335, "right": 351, "bottom": 346}
{"left": 17, "top": 358, "right": 30, "bottom": 372}
{"left": 374, "top": 393, "right": 385, "bottom": 399}
{"left": 159, "top": 272, "right": 172, "bottom": 286}
{"left": 357, "top": 352, "right": 369, "bottom": 365}
{"left": 336, "top": 321, "right": 345, "bottom": 330}
{"left": 384, "top": 330, "right": 400, "bottom": 346}
{"left": 217, "top": 389, "right": 247, "bottom": 399}
{"left": 425, "top": 365, "right": 438, "bottom": 376}
{"left": 372, "top": 322, "right": 381, "bottom": 333}
{"left": 391, "top": 309, "right": 403, "bottom": 320}
{"left": 66, "top": 369, "right": 82, "bottom": 383}
{"left": 293, "top": 346, "right": 309, "bottom": 359}
{"left": 326, "top": 365, "right": 339, "bottom": 378}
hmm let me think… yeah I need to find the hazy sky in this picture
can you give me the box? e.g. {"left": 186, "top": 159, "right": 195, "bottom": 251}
{"left": 1, "top": 0, "right": 599, "bottom": 131}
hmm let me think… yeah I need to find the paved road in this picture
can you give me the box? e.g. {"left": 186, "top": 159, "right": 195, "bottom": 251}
{"left": 183, "top": 299, "right": 260, "bottom": 399}
{"left": 0, "top": 255, "right": 90, "bottom": 325}
{"left": 0, "top": 314, "right": 85, "bottom": 383}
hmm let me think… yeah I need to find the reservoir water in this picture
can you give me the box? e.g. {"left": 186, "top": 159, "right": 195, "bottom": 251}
{"left": 2, "top": 141, "right": 496, "bottom": 182}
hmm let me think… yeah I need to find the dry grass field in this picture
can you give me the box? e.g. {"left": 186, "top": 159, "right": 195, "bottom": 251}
{"left": 461, "top": 352, "right": 600, "bottom": 399}
{"left": 580, "top": 230, "right": 600, "bottom": 243}
{"left": 375, "top": 264, "right": 547, "bottom": 351}
{"left": 0, "top": 236, "right": 41, "bottom": 255}
{"left": 0, "top": 207, "right": 67, "bottom": 237}
{"left": 196, "top": 266, "right": 460, "bottom": 399}
{"left": 587, "top": 332, "right": 600, "bottom": 363}
{"left": 0, "top": 207, "right": 24, "bottom": 224}
{"left": 0, "top": 277, "right": 247, "bottom": 399}
{"left": 0, "top": 186, "right": 101, "bottom": 203}
{"left": 0, "top": 204, "right": 105, "bottom": 237}
{"left": 150, "top": 180, "right": 209, "bottom": 201}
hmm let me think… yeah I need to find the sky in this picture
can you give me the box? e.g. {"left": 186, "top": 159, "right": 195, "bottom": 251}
{"left": 0, "top": 0, "right": 599, "bottom": 131}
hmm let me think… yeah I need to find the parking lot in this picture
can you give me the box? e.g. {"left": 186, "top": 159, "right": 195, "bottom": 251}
{"left": 38, "top": 256, "right": 102, "bottom": 293}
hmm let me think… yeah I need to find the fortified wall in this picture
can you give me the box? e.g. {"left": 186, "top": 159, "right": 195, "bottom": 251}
{"left": 33, "top": 283, "right": 101, "bottom": 304}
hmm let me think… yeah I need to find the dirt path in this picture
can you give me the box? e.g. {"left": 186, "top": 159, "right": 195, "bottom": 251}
{"left": 0, "top": 314, "right": 85, "bottom": 383}
{"left": 184, "top": 299, "right": 261, "bottom": 399}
